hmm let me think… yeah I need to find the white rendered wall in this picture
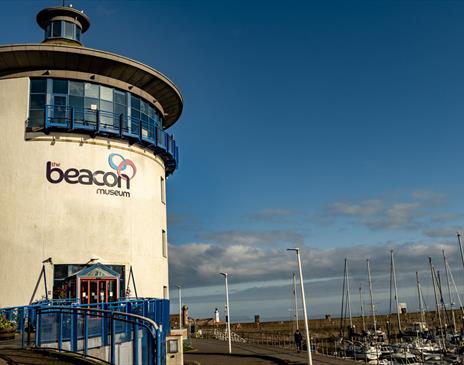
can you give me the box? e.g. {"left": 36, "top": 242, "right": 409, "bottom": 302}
{"left": 0, "top": 77, "right": 169, "bottom": 307}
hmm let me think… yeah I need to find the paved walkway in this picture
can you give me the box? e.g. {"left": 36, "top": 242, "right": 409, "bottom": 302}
{"left": 185, "top": 339, "right": 358, "bottom": 365}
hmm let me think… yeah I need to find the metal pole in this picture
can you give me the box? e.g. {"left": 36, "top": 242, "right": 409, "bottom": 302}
{"left": 457, "top": 232, "right": 464, "bottom": 277}
{"left": 288, "top": 248, "right": 313, "bottom": 365}
{"left": 443, "top": 250, "right": 457, "bottom": 333}
{"left": 416, "top": 272, "right": 425, "bottom": 325}
{"left": 391, "top": 250, "right": 401, "bottom": 333}
{"left": 360, "top": 287, "right": 366, "bottom": 333}
{"left": 293, "top": 273, "right": 299, "bottom": 330}
{"left": 340, "top": 259, "right": 347, "bottom": 337}
{"left": 220, "top": 273, "right": 232, "bottom": 354}
{"left": 176, "top": 285, "right": 182, "bottom": 330}
{"left": 367, "top": 259, "right": 377, "bottom": 333}
{"left": 346, "top": 260, "right": 353, "bottom": 329}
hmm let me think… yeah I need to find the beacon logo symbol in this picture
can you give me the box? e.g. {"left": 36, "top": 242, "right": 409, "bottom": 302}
{"left": 108, "top": 153, "right": 137, "bottom": 180}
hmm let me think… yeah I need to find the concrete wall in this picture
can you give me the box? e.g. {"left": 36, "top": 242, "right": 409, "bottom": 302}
{"left": 0, "top": 77, "right": 169, "bottom": 307}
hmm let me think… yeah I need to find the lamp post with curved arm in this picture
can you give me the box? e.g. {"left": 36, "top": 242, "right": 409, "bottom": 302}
{"left": 220, "top": 272, "right": 232, "bottom": 354}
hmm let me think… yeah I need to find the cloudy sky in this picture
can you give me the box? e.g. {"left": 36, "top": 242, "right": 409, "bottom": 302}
{"left": 4, "top": 0, "right": 464, "bottom": 321}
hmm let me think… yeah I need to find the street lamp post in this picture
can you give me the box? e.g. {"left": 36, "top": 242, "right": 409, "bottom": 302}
{"left": 176, "top": 285, "right": 182, "bottom": 330}
{"left": 220, "top": 272, "right": 232, "bottom": 354}
{"left": 287, "top": 248, "right": 313, "bottom": 365}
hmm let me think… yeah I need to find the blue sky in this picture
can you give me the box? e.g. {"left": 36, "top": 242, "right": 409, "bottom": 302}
{"left": 4, "top": 0, "right": 464, "bottom": 322}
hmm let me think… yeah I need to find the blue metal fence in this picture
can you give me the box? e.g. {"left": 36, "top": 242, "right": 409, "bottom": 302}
{"left": 32, "top": 105, "right": 179, "bottom": 174}
{"left": 0, "top": 298, "right": 169, "bottom": 365}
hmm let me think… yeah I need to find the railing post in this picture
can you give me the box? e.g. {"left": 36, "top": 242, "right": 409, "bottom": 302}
{"left": 71, "top": 309, "right": 78, "bottom": 352}
{"left": 96, "top": 110, "right": 100, "bottom": 133}
{"left": 125, "top": 302, "right": 131, "bottom": 339}
{"left": 58, "top": 312, "right": 63, "bottom": 352}
{"left": 70, "top": 107, "right": 74, "bottom": 130}
{"left": 139, "top": 120, "right": 143, "bottom": 141}
{"left": 133, "top": 323, "right": 139, "bottom": 365}
{"left": 20, "top": 308, "right": 25, "bottom": 348}
{"left": 110, "top": 317, "right": 115, "bottom": 364}
{"left": 83, "top": 312, "right": 88, "bottom": 357}
{"left": 156, "top": 329, "right": 161, "bottom": 365}
{"left": 44, "top": 105, "right": 49, "bottom": 130}
{"left": 35, "top": 309, "right": 41, "bottom": 348}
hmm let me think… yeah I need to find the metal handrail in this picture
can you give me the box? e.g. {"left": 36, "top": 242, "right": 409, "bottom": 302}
{"left": 28, "top": 104, "right": 179, "bottom": 174}
{"left": 36, "top": 305, "right": 163, "bottom": 365}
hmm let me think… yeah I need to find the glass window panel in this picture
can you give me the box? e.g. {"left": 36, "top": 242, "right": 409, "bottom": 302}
{"left": 30, "top": 79, "right": 47, "bottom": 93}
{"left": 53, "top": 79, "right": 68, "bottom": 94}
{"left": 69, "top": 95, "right": 84, "bottom": 109}
{"left": 131, "top": 95, "right": 140, "bottom": 110}
{"left": 148, "top": 106, "right": 154, "bottom": 118}
{"left": 100, "top": 86, "right": 113, "bottom": 102}
{"left": 30, "top": 94, "right": 46, "bottom": 109}
{"left": 45, "top": 24, "right": 51, "bottom": 38}
{"left": 100, "top": 100, "right": 113, "bottom": 112}
{"left": 115, "top": 104, "right": 126, "bottom": 117}
{"left": 29, "top": 110, "right": 44, "bottom": 128}
{"left": 101, "top": 114, "right": 113, "bottom": 128}
{"left": 114, "top": 90, "right": 126, "bottom": 105}
{"left": 64, "top": 22, "right": 74, "bottom": 39}
{"left": 69, "top": 81, "right": 84, "bottom": 96}
{"left": 52, "top": 21, "right": 61, "bottom": 37}
{"left": 141, "top": 113, "right": 148, "bottom": 122}
{"left": 85, "top": 83, "right": 99, "bottom": 98}
{"left": 131, "top": 108, "right": 140, "bottom": 120}
{"left": 140, "top": 100, "right": 147, "bottom": 114}
{"left": 76, "top": 27, "right": 81, "bottom": 41}
{"left": 84, "top": 97, "right": 99, "bottom": 110}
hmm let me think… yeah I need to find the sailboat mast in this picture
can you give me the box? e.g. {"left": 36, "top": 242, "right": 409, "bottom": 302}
{"left": 457, "top": 232, "right": 464, "bottom": 277}
{"left": 360, "top": 287, "right": 366, "bottom": 332}
{"left": 391, "top": 250, "right": 402, "bottom": 333}
{"left": 416, "top": 271, "right": 425, "bottom": 325}
{"left": 346, "top": 260, "right": 353, "bottom": 328}
{"left": 340, "top": 259, "right": 347, "bottom": 337}
{"left": 429, "top": 257, "right": 445, "bottom": 350}
{"left": 443, "top": 250, "right": 456, "bottom": 332}
{"left": 367, "top": 259, "right": 377, "bottom": 333}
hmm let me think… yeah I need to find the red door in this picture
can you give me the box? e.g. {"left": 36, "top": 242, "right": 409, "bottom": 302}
{"left": 80, "top": 279, "right": 118, "bottom": 304}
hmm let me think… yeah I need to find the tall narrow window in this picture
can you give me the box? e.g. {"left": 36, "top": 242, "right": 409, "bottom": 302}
{"left": 160, "top": 176, "right": 166, "bottom": 203}
{"left": 163, "top": 286, "right": 168, "bottom": 299}
{"left": 162, "top": 229, "right": 167, "bottom": 258}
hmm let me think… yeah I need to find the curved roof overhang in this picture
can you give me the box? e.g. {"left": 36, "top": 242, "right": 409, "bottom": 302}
{"left": 0, "top": 44, "right": 183, "bottom": 128}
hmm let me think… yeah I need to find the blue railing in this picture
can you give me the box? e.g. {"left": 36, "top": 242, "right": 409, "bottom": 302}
{"left": 36, "top": 306, "right": 161, "bottom": 365}
{"left": 30, "top": 105, "right": 179, "bottom": 175}
{"left": 0, "top": 298, "right": 170, "bottom": 365}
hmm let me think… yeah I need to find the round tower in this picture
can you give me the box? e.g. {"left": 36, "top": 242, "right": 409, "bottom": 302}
{"left": 0, "top": 5, "right": 182, "bottom": 307}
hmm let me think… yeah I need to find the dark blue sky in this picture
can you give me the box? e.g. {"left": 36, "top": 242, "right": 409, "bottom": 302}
{"left": 4, "top": 0, "right": 464, "bottom": 320}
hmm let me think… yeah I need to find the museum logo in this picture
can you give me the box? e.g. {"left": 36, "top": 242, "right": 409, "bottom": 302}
{"left": 46, "top": 153, "right": 137, "bottom": 198}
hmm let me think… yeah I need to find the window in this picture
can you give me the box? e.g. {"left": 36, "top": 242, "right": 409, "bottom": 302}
{"left": 53, "top": 79, "right": 68, "bottom": 94}
{"left": 162, "top": 230, "right": 167, "bottom": 258}
{"left": 163, "top": 286, "right": 168, "bottom": 299}
{"left": 52, "top": 21, "right": 61, "bottom": 37}
{"left": 160, "top": 176, "right": 166, "bottom": 203}
{"left": 28, "top": 78, "right": 165, "bottom": 136}
{"left": 84, "top": 83, "right": 99, "bottom": 98}
{"left": 167, "top": 339, "right": 179, "bottom": 353}
{"left": 64, "top": 22, "right": 74, "bottom": 39}
{"left": 100, "top": 86, "right": 113, "bottom": 102}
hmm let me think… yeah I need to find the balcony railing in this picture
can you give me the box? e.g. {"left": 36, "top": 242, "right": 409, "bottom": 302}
{"left": 28, "top": 105, "right": 179, "bottom": 175}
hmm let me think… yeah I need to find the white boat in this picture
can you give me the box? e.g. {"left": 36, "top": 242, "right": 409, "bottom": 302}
{"left": 390, "top": 350, "right": 421, "bottom": 365}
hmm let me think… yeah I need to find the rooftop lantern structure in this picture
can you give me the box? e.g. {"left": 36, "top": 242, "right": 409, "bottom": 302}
{"left": 37, "top": 6, "right": 90, "bottom": 46}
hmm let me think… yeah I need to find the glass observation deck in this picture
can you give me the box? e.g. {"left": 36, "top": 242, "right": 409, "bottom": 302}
{"left": 28, "top": 104, "right": 179, "bottom": 175}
